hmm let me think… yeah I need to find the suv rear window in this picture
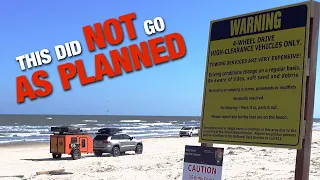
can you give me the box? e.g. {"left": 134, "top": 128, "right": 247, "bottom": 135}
{"left": 94, "top": 135, "right": 109, "bottom": 140}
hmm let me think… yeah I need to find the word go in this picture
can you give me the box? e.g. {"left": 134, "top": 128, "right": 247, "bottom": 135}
{"left": 143, "top": 17, "right": 165, "bottom": 35}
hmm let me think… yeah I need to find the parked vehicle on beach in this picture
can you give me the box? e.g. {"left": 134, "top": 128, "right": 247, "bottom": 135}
{"left": 179, "top": 126, "right": 200, "bottom": 137}
{"left": 50, "top": 126, "right": 93, "bottom": 160}
{"left": 93, "top": 128, "right": 143, "bottom": 157}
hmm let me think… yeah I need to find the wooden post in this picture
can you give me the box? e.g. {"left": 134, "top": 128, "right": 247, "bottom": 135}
{"left": 295, "top": 1, "right": 320, "bottom": 180}
{"left": 201, "top": 143, "right": 213, "bottom": 147}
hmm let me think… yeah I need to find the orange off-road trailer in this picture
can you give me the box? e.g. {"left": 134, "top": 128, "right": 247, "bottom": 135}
{"left": 50, "top": 126, "right": 93, "bottom": 160}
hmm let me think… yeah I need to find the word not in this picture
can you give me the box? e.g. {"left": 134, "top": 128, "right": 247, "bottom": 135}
{"left": 83, "top": 12, "right": 137, "bottom": 52}
{"left": 144, "top": 17, "right": 166, "bottom": 35}
{"left": 58, "top": 33, "right": 186, "bottom": 91}
{"left": 230, "top": 10, "right": 282, "bottom": 36}
{"left": 54, "top": 40, "right": 82, "bottom": 60}
{"left": 16, "top": 49, "right": 52, "bottom": 71}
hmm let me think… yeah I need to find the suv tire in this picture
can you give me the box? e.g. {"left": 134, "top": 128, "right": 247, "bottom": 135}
{"left": 94, "top": 150, "right": 103, "bottom": 157}
{"left": 111, "top": 146, "right": 120, "bottom": 157}
{"left": 135, "top": 144, "right": 143, "bottom": 154}
{"left": 189, "top": 132, "right": 193, "bottom": 137}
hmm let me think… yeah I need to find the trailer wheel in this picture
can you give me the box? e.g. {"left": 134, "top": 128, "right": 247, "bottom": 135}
{"left": 52, "top": 153, "right": 61, "bottom": 159}
{"left": 71, "top": 149, "right": 81, "bottom": 160}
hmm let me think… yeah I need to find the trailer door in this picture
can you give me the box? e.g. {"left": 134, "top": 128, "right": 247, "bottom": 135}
{"left": 57, "top": 136, "right": 65, "bottom": 153}
{"left": 80, "top": 137, "right": 88, "bottom": 152}
{"left": 50, "top": 136, "right": 58, "bottom": 153}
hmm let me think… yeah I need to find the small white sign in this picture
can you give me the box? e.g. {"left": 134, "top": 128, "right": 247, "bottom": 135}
{"left": 182, "top": 145, "right": 224, "bottom": 180}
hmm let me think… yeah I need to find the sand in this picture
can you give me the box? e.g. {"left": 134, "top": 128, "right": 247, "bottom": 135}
{"left": 0, "top": 131, "right": 319, "bottom": 180}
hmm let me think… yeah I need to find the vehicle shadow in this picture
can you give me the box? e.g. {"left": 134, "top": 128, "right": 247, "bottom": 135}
{"left": 21, "top": 153, "right": 136, "bottom": 161}
{"left": 86, "top": 153, "right": 136, "bottom": 158}
{"left": 21, "top": 157, "right": 87, "bottom": 161}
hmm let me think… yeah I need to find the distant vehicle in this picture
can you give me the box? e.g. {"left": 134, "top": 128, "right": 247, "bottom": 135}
{"left": 93, "top": 128, "right": 143, "bottom": 157}
{"left": 179, "top": 126, "right": 200, "bottom": 137}
{"left": 50, "top": 126, "right": 93, "bottom": 160}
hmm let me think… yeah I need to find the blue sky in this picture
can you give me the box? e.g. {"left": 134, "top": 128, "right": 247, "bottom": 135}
{"left": 1, "top": 0, "right": 319, "bottom": 116}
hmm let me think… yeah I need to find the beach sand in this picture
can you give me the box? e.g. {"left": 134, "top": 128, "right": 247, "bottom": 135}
{"left": 0, "top": 131, "right": 319, "bottom": 180}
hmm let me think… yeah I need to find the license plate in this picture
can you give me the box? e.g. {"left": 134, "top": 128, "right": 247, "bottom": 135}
{"left": 95, "top": 141, "right": 102, "bottom": 146}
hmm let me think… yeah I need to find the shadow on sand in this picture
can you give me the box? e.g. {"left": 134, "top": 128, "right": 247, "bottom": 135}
{"left": 86, "top": 152, "right": 136, "bottom": 158}
{"left": 21, "top": 153, "right": 135, "bottom": 161}
{"left": 21, "top": 157, "right": 75, "bottom": 161}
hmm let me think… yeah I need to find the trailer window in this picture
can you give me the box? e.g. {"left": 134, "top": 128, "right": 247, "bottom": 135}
{"left": 71, "top": 137, "right": 77, "bottom": 143}
{"left": 81, "top": 139, "right": 86, "bottom": 148}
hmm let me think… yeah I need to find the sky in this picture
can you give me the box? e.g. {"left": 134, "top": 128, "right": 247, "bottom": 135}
{"left": 0, "top": 0, "right": 319, "bottom": 116}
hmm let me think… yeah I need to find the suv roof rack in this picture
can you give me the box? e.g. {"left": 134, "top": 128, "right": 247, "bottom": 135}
{"left": 95, "top": 128, "right": 122, "bottom": 135}
{"left": 51, "top": 126, "right": 88, "bottom": 135}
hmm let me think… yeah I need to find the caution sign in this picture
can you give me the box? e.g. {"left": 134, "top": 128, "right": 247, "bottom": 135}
{"left": 200, "top": 2, "right": 310, "bottom": 149}
{"left": 182, "top": 145, "right": 224, "bottom": 180}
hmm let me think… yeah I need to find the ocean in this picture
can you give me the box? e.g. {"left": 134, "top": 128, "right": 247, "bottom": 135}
{"left": 0, "top": 115, "right": 319, "bottom": 144}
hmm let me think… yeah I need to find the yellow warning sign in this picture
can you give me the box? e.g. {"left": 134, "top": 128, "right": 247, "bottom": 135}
{"left": 199, "top": 2, "right": 310, "bottom": 149}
